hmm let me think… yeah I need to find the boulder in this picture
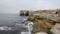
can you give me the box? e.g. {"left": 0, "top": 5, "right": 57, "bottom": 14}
{"left": 50, "top": 23, "right": 60, "bottom": 34}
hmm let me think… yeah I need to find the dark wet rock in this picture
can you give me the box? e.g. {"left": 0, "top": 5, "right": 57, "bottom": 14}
{"left": 20, "top": 10, "right": 29, "bottom": 16}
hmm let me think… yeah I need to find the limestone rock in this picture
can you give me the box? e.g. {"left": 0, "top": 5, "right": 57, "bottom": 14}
{"left": 28, "top": 9, "right": 60, "bottom": 22}
{"left": 27, "top": 9, "right": 60, "bottom": 34}
{"left": 50, "top": 23, "right": 60, "bottom": 34}
{"left": 22, "top": 9, "right": 60, "bottom": 34}
{"left": 35, "top": 32, "right": 47, "bottom": 34}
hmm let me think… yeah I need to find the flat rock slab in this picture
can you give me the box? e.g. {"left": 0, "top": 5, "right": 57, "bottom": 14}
{"left": 35, "top": 32, "right": 47, "bottom": 34}
{"left": 50, "top": 23, "right": 60, "bottom": 34}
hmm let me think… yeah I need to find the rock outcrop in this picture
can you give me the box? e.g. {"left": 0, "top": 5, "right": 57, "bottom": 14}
{"left": 20, "top": 10, "right": 29, "bottom": 16}
{"left": 22, "top": 9, "right": 60, "bottom": 34}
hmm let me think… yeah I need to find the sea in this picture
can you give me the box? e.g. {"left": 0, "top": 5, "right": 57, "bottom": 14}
{"left": 0, "top": 14, "right": 28, "bottom": 34}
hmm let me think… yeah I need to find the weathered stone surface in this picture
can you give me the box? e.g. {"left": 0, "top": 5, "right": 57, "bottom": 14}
{"left": 31, "top": 18, "right": 53, "bottom": 34}
{"left": 35, "top": 32, "right": 47, "bottom": 34}
{"left": 22, "top": 9, "right": 60, "bottom": 34}
{"left": 27, "top": 9, "right": 60, "bottom": 34}
{"left": 50, "top": 23, "right": 60, "bottom": 34}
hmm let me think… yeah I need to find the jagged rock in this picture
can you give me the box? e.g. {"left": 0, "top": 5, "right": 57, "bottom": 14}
{"left": 29, "top": 9, "right": 60, "bottom": 22}
{"left": 20, "top": 10, "right": 29, "bottom": 16}
{"left": 27, "top": 9, "right": 60, "bottom": 34}
{"left": 22, "top": 9, "right": 60, "bottom": 34}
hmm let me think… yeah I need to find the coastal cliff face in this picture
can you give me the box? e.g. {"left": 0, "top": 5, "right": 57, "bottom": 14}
{"left": 21, "top": 9, "right": 60, "bottom": 34}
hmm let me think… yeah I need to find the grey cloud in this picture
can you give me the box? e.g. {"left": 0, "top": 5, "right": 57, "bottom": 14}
{"left": 0, "top": 0, "right": 21, "bottom": 14}
{"left": 0, "top": 0, "right": 60, "bottom": 14}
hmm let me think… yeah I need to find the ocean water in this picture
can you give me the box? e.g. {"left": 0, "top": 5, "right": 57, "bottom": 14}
{"left": 0, "top": 14, "right": 28, "bottom": 34}
{"left": 0, "top": 14, "right": 28, "bottom": 26}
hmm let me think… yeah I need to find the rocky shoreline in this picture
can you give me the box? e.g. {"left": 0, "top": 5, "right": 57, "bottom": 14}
{"left": 20, "top": 9, "right": 60, "bottom": 34}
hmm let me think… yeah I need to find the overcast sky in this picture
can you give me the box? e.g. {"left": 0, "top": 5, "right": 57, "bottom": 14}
{"left": 0, "top": 0, "right": 60, "bottom": 14}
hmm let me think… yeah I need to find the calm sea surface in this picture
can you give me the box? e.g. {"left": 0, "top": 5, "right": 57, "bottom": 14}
{"left": 0, "top": 14, "right": 28, "bottom": 25}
